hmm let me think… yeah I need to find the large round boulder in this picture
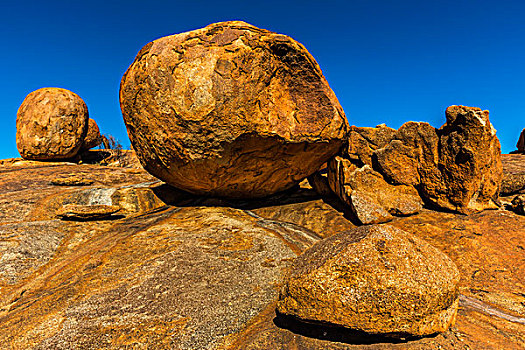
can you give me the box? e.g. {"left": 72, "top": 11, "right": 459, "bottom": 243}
{"left": 120, "top": 21, "right": 348, "bottom": 198}
{"left": 16, "top": 88, "right": 89, "bottom": 160}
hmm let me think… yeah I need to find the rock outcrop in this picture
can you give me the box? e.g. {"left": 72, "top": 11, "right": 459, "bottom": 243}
{"left": 327, "top": 156, "right": 422, "bottom": 224}
{"left": 434, "top": 106, "right": 502, "bottom": 212}
{"left": 326, "top": 106, "right": 502, "bottom": 215}
{"left": 16, "top": 87, "right": 89, "bottom": 160}
{"left": 120, "top": 21, "right": 348, "bottom": 198}
{"left": 1, "top": 159, "right": 525, "bottom": 349}
{"left": 79, "top": 118, "right": 102, "bottom": 152}
{"left": 278, "top": 225, "right": 460, "bottom": 337}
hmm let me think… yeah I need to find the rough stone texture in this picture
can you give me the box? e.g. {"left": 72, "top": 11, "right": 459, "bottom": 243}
{"left": 347, "top": 124, "right": 396, "bottom": 167}
{"left": 56, "top": 204, "right": 121, "bottom": 220}
{"left": 434, "top": 106, "right": 502, "bottom": 212}
{"left": 511, "top": 195, "right": 525, "bottom": 215}
{"left": 79, "top": 118, "right": 102, "bottom": 152}
{"left": 501, "top": 154, "right": 525, "bottom": 195}
{"left": 50, "top": 176, "right": 94, "bottom": 186}
{"left": 349, "top": 190, "right": 393, "bottom": 224}
{"left": 120, "top": 21, "right": 348, "bottom": 198}
{"left": 1, "top": 160, "right": 525, "bottom": 349}
{"left": 374, "top": 122, "right": 440, "bottom": 188}
{"left": 328, "top": 157, "right": 422, "bottom": 222}
{"left": 327, "top": 156, "right": 356, "bottom": 205}
{"left": 277, "top": 225, "right": 460, "bottom": 337}
{"left": 337, "top": 107, "right": 502, "bottom": 214}
{"left": 16, "top": 88, "right": 89, "bottom": 160}
{"left": 517, "top": 128, "right": 525, "bottom": 153}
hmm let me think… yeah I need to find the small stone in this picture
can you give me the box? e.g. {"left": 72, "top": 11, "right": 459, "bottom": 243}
{"left": 56, "top": 204, "right": 121, "bottom": 220}
{"left": 278, "top": 225, "right": 460, "bottom": 337}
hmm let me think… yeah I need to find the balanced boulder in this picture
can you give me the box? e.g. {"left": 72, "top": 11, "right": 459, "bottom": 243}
{"left": 278, "top": 225, "right": 460, "bottom": 337}
{"left": 79, "top": 118, "right": 102, "bottom": 152}
{"left": 120, "top": 21, "right": 348, "bottom": 198}
{"left": 16, "top": 88, "right": 89, "bottom": 160}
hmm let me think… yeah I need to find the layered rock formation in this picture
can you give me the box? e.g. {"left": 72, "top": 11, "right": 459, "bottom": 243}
{"left": 120, "top": 21, "right": 348, "bottom": 198}
{"left": 326, "top": 106, "right": 502, "bottom": 215}
{"left": 16, "top": 88, "right": 89, "bottom": 160}
{"left": 278, "top": 225, "right": 460, "bottom": 337}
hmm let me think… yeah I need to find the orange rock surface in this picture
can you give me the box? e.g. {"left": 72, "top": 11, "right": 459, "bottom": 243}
{"left": 120, "top": 21, "right": 348, "bottom": 198}
{"left": 80, "top": 118, "right": 102, "bottom": 152}
{"left": 0, "top": 160, "right": 524, "bottom": 349}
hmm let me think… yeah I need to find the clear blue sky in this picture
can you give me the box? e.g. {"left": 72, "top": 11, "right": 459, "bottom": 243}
{"left": 1, "top": 0, "right": 524, "bottom": 158}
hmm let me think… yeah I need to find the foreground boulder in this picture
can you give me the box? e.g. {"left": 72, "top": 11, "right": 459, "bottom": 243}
{"left": 120, "top": 21, "right": 348, "bottom": 198}
{"left": 278, "top": 225, "right": 460, "bottom": 337}
{"left": 79, "top": 118, "right": 102, "bottom": 152}
{"left": 16, "top": 87, "right": 89, "bottom": 160}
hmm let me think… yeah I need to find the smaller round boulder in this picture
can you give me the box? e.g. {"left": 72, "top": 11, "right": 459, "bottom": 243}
{"left": 16, "top": 87, "right": 89, "bottom": 160}
{"left": 80, "top": 118, "right": 102, "bottom": 152}
{"left": 278, "top": 225, "right": 460, "bottom": 337}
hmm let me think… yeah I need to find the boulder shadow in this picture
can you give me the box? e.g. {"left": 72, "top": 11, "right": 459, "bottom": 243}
{"left": 273, "top": 312, "right": 433, "bottom": 345}
{"left": 150, "top": 182, "right": 323, "bottom": 211}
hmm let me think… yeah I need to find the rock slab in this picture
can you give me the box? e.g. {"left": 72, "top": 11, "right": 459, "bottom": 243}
{"left": 278, "top": 225, "right": 460, "bottom": 337}
{"left": 120, "top": 21, "right": 348, "bottom": 198}
{"left": 16, "top": 87, "right": 89, "bottom": 160}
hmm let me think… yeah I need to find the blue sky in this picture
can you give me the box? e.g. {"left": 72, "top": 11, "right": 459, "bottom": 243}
{"left": 1, "top": 0, "right": 524, "bottom": 158}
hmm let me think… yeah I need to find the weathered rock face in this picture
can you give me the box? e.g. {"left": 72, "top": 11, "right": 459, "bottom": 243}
{"left": 16, "top": 88, "right": 89, "bottom": 160}
{"left": 517, "top": 128, "right": 525, "bottom": 153}
{"left": 277, "top": 225, "right": 460, "bottom": 337}
{"left": 327, "top": 157, "right": 422, "bottom": 224}
{"left": 120, "top": 21, "right": 348, "bottom": 198}
{"left": 329, "top": 106, "right": 502, "bottom": 214}
{"left": 435, "top": 106, "right": 502, "bottom": 212}
{"left": 347, "top": 124, "right": 396, "bottom": 167}
{"left": 79, "top": 118, "right": 102, "bottom": 152}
